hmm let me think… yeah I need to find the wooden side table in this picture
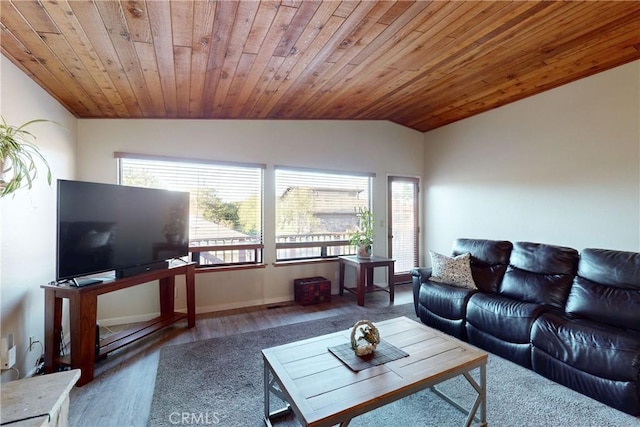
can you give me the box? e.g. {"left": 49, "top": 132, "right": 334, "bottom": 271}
{"left": 338, "top": 255, "right": 395, "bottom": 306}
{"left": 0, "top": 369, "right": 80, "bottom": 427}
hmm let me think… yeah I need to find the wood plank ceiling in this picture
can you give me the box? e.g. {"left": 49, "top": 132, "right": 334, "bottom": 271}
{"left": 2, "top": 1, "right": 639, "bottom": 133}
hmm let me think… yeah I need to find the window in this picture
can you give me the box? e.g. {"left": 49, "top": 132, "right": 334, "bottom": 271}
{"left": 275, "top": 166, "right": 373, "bottom": 261}
{"left": 117, "top": 153, "right": 264, "bottom": 267}
{"left": 388, "top": 176, "right": 419, "bottom": 283}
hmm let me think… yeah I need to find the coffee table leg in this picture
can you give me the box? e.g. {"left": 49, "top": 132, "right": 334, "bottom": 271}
{"left": 462, "top": 364, "right": 486, "bottom": 427}
{"left": 479, "top": 364, "right": 486, "bottom": 426}
{"left": 430, "top": 363, "right": 487, "bottom": 427}
{"left": 263, "top": 360, "right": 292, "bottom": 426}
{"left": 263, "top": 361, "right": 270, "bottom": 424}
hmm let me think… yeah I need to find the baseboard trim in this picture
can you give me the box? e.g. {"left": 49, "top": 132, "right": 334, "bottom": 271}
{"left": 97, "top": 295, "right": 299, "bottom": 326}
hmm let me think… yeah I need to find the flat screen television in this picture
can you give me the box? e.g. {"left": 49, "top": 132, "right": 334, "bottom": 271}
{"left": 56, "top": 179, "right": 189, "bottom": 282}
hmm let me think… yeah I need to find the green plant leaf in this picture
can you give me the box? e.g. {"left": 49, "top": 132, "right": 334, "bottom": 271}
{"left": 0, "top": 116, "right": 56, "bottom": 198}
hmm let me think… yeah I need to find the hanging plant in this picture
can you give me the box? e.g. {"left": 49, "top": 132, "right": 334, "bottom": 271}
{"left": 0, "top": 117, "right": 54, "bottom": 198}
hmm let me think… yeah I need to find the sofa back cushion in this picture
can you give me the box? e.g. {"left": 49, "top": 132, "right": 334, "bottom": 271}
{"left": 452, "top": 238, "right": 513, "bottom": 293}
{"left": 566, "top": 248, "right": 640, "bottom": 331}
{"left": 500, "top": 242, "right": 579, "bottom": 308}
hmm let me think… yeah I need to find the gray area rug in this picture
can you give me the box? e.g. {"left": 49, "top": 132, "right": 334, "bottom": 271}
{"left": 149, "top": 304, "right": 639, "bottom": 426}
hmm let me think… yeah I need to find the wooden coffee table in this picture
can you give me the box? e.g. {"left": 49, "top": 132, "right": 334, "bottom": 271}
{"left": 262, "top": 316, "right": 488, "bottom": 427}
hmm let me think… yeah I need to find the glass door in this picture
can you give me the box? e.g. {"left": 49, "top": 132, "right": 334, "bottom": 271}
{"left": 387, "top": 176, "right": 419, "bottom": 284}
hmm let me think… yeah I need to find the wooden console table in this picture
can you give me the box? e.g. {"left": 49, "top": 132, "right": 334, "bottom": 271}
{"left": 338, "top": 255, "right": 395, "bottom": 306}
{"left": 41, "top": 263, "right": 195, "bottom": 386}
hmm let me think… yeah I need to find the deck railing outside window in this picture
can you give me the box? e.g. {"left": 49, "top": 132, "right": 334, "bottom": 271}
{"left": 189, "top": 232, "right": 355, "bottom": 266}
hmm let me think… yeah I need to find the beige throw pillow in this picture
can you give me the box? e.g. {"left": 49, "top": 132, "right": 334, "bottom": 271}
{"left": 429, "top": 251, "right": 476, "bottom": 289}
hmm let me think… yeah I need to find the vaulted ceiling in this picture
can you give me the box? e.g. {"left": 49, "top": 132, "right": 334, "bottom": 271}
{"left": 2, "top": 1, "right": 639, "bottom": 132}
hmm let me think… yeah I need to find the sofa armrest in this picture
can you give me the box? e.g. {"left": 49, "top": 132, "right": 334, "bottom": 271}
{"left": 411, "top": 267, "right": 432, "bottom": 280}
{"left": 410, "top": 267, "right": 432, "bottom": 316}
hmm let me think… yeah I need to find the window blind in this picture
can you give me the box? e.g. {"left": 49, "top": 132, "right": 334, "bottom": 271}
{"left": 117, "top": 153, "right": 264, "bottom": 266}
{"left": 274, "top": 167, "right": 372, "bottom": 261}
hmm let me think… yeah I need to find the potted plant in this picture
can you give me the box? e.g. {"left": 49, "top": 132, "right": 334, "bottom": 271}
{"left": 0, "top": 117, "right": 53, "bottom": 198}
{"left": 349, "top": 207, "right": 374, "bottom": 258}
{"left": 164, "top": 204, "right": 187, "bottom": 244}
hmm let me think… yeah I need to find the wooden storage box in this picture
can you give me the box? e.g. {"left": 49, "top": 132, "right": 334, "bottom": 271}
{"left": 294, "top": 277, "right": 331, "bottom": 305}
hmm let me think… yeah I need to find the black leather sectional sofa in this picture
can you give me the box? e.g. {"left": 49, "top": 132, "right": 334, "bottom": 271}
{"left": 411, "top": 238, "right": 640, "bottom": 415}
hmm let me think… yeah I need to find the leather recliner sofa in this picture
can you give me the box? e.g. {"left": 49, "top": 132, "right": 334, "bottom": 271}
{"left": 411, "top": 238, "right": 640, "bottom": 416}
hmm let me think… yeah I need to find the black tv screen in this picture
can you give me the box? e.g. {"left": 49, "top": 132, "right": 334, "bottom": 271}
{"left": 56, "top": 179, "right": 189, "bottom": 281}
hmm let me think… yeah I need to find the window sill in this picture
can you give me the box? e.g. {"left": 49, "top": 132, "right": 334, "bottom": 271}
{"left": 273, "top": 258, "right": 340, "bottom": 267}
{"left": 195, "top": 263, "right": 266, "bottom": 273}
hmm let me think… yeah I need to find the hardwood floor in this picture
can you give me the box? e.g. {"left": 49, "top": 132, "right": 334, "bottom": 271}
{"left": 68, "top": 284, "right": 414, "bottom": 426}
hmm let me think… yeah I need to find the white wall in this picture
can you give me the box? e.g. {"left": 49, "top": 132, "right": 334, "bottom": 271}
{"left": 423, "top": 60, "right": 640, "bottom": 258}
{"left": 76, "top": 119, "right": 424, "bottom": 324}
{"left": 0, "top": 55, "right": 77, "bottom": 380}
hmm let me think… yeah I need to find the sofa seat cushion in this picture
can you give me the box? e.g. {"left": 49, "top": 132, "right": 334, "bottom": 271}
{"left": 416, "top": 304, "right": 466, "bottom": 341}
{"left": 532, "top": 310, "right": 640, "bottom": 382}
{"left": 418, "top": 280, "right": 475, "bottom": 320}
{"left": 466, "top": 293, "right": 546, "bottom": 344}
{"left": 466, "top": 324, "right": 532, "bottom": 368}
{"left": 532, "top": 347, "right": 640, "bottom": 416}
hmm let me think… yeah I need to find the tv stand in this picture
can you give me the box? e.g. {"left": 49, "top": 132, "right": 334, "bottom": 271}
{"left": 41, "top": 263, "right": 195, "bottom": 386}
